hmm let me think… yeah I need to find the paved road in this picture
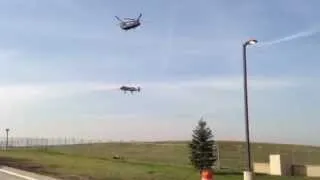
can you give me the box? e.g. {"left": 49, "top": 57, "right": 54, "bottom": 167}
{"left": 0, "top": 167, "right": 59, "bottom": 180}
{"left": 0, "top": 171, "right": 27, "bottom": 180}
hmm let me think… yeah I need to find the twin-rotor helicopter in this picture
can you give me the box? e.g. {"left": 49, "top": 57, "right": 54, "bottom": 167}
{"left": 115, "top": 13, "right": 143, "bottom": 94}
{"left": 115, "top": 13, "right": 142, "bottom": 31}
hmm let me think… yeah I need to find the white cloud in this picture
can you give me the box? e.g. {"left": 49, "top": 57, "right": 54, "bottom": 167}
{"left": 139, "top": 76, "right": 296, "bottom": 91}
{"left": 0, "top": 76, "right": 297, "bottom": 118}
{"left": 258, "top": 27, "right": 320, "bottom": 47}
{"left": 0, "top": 76, "right": 298, "bottom": 102}
{"left": 0, "top": 49, "right": 20, "bottom": 60}
{"left": 17, "top": 113, "right": 222, "bottom": 141}
{"left": 1, "top": 76, "right": 318, "bottom": 144}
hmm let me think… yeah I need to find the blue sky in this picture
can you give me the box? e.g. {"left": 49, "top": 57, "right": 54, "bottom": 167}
{"left": 0, "top": 0, "right": 320, "bottom": 145}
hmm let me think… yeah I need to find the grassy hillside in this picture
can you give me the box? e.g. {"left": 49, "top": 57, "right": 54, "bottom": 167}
{"left": 0, "top": 141, "right": 319, "bottom": 179}
{"left": 47, "top": 141, "right": 320, "bottom": 170}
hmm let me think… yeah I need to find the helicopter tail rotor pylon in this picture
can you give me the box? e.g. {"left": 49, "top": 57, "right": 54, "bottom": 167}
{"left": 137, "top": 13, "right": 142, "bottom": 21}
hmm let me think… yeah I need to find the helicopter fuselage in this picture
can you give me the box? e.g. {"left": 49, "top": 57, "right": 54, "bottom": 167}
{"left": 115, "top": 13, "right": 142, "bottom": 31}
{"left": 120, "top": 21, "right": 141, "bottom": 30}
{"left": 120, "top": 86, "right": 141, "bottom": 93}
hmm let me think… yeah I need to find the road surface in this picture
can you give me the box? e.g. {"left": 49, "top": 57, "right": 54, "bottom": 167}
{"left": 0, "top": 167, "right": 59, "bottom": 180}
{"left": 0, "top": 171, "right": 28, "bottom": 180}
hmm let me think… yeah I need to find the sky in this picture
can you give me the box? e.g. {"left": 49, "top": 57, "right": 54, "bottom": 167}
{"left": 0, "top": 0, "right": 320, "bottom": 145}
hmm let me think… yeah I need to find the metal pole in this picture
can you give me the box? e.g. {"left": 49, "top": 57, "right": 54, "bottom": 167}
{"left": 243, "top": 44, "right": 252, "bottom": 172}
{"left": 216, "top": 143, "right": 221, "bottom": 170}
{"left": 5, "top": 128, "right": 9, "bottom": 150}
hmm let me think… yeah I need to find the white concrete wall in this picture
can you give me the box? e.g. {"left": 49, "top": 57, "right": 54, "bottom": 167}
{"left": 268, "top": 154, "right": 292, "bottom": 176}
{"left": 255, "top": 154, "right": 320, "bottom": 177}
{"left": 253, "top": 163, "right": 269, "bottom": 174}
{"left": 306, "top": 165, "right": 320, "bottom": 177}
{"left": 269, "top": 154, "right": 282, "bottom": 175}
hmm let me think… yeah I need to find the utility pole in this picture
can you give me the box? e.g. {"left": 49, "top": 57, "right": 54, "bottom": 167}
{"left": 5, "top": 128, "right": 9, "bottom": 150}
{"left": 242, "top": 39, "right": 258, "bottom": 180}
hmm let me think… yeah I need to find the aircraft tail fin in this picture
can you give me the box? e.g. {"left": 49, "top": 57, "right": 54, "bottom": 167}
{"left": 138, "top": 13, "right": 142, "bottom": 20}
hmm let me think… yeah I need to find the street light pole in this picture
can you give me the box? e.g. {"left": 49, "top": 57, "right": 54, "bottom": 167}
{"left": 242, "top": 39, "right": 257, "bottom": 180}
{"left": 5, "top": 128, "right": 9, "bottom": 150}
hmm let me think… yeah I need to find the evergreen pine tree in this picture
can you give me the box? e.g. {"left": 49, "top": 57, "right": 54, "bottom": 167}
{"left": 189, "top": 118, "right": 217, "bottom": 172}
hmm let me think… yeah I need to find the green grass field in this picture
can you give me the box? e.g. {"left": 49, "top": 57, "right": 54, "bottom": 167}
{"left": 0, "top": 141, "right": 319, "bottom": 180}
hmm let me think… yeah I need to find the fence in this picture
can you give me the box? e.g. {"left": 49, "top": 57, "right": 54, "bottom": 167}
{"left": 0, "top": 138, "right": 319, "bottom": 172}
{"left": 0, "top": 137, "right": 106, "bottom": 149}
{"left": 216, "top": 141, "right": 320, "bottom": 171}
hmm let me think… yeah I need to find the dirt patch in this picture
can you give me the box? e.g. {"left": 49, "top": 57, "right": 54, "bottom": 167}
{"left": 57, "top": 174, "right": 96, "bottom": 180}
{"left": 0, "top": 157, "right": 60, "bottom": 177}
{"left": 0, "top": 157, "right": 99, "bottom": 180}
{"left": 0, "top": 157, "right": 44, "bottom": 171}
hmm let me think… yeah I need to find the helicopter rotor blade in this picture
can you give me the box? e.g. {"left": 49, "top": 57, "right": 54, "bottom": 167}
{"left": 115, "top": 16, "right": 123, "bottom": 22}
{"left": 124, "top": 18, "right": 135, "bottom": 20}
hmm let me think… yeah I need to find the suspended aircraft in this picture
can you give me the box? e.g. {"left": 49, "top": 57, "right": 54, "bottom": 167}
{"left": 115, "top": 13, "right": 142, "bottom": 31}
{"left": 120, "top": 86, "right": 141, "bottom": 94}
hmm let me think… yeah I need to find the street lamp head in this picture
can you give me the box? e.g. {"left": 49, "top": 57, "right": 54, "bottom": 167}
{"left": 248, "top": 39, "right": 258, "bottom": 45}
{"left": 244, "top": 39, "right": 258, "bottom": 46}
